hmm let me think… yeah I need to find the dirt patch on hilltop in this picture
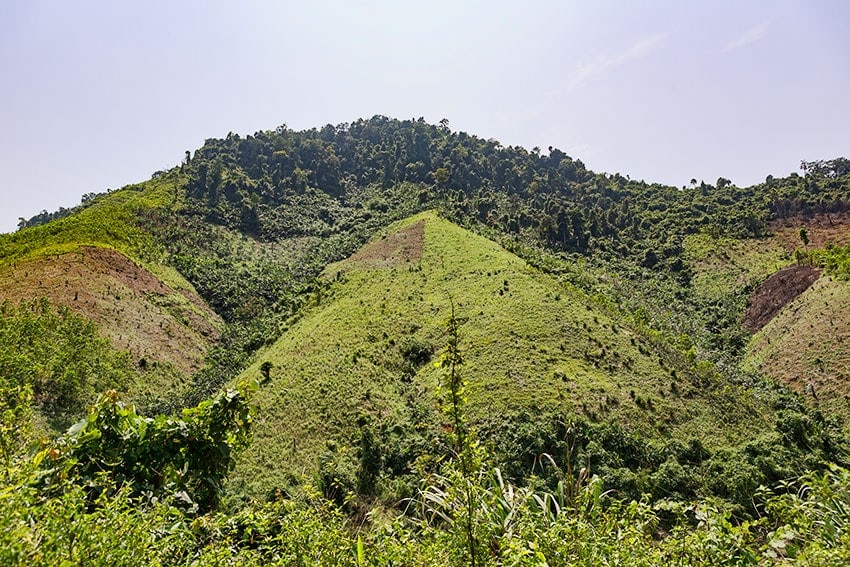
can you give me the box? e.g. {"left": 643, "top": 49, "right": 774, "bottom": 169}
{"left": 0, "top": 246, "right": 221, "bottom": 373}
{"left": 742, "top": 264, "right": 821, "bottom": 333}
{"left": 341, "top": 219, "right": 425, "bottom": 271}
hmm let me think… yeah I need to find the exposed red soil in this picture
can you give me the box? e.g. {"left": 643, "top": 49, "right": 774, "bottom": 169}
{"left": 768, "top": 211, "right": 850, "bottom": 251}
{"left": 742, "top": 264, "right": 821, "bottom": 333}
{"left": 0, "top": 246, "right": 220, "bottom": 373}
{"left": 747, "top": 276, "right": 850, "bottom": 420}
{"left": 344, "top": 219, "right": 425, "bottom": 270}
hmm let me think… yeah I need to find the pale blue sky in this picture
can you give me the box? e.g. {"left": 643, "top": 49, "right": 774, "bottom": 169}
{"left": 1, "top": 0, "right": 848, "bottom": 233}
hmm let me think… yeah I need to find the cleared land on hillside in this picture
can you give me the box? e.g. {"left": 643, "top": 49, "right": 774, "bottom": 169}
{"left": 232, "top": 211, "right": 774, "bottom": 497}
{"left": 0, "top": 246, "right": 220, "bottom": 374}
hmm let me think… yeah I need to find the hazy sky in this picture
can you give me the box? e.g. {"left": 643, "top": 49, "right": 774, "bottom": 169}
{"left": 1, "top": 0, "right": 848, "bottom": 233}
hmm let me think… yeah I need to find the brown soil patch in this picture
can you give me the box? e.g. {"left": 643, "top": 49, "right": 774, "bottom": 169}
{"left": 747, "top": 276, "right": 850, "bottom": 424}
{"left": 742, "top": 264, "right": 821, "bottom": 333}
{"left": 769, "top": 211, "right": 850, "bottom": 251}
{"left": 0, "top": 246, "right": 221, "bottom": 373}
{"left": 343, "top": 219, "right": 425, "bottom": 270}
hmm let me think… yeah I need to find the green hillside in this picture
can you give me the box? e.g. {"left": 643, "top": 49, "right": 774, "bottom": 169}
{"left": 0, "top": 172, "right": 219, "bottom": 426}
{"left": 745, "top": 273, "right": 850, "bottom": 417}
{"left": 232, "top": 211, "right": 800, "bottom": 505}
{"left": 2, "top": 118, "right": 850, "bottom": 564}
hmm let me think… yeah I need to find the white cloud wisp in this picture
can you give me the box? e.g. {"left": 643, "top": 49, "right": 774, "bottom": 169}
{"left": 721, "top": 21, "right": 769, "bottom": 53}
{"left": 567, "top": 32, "right": 668, "bottom": 90}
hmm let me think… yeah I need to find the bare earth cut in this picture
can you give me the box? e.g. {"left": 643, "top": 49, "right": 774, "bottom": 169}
{"left": 333, "top": 219, "right": 425, "bottom": 272}
{"left": 0, "top": 246, "right": 221, "bottom": 373}
{"left": 742, "top": 264, "right": 821, "bottom": 333}
{"left": 768, "top": 211, "right": 850, "bottom": 251}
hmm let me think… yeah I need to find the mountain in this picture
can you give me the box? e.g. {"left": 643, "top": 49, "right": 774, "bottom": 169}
{"left": 2, "top": 117, "right": 849, "bottom": 507}
{"left": 4, "top": 117, "right": 850, "bottom": 564}
{"left": 230, "top": 210, "right": 797, "bottom": 503}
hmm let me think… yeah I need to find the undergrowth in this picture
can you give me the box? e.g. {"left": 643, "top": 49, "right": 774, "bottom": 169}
{"left": 1, "top": 321, "right": 849, "bottom": 565}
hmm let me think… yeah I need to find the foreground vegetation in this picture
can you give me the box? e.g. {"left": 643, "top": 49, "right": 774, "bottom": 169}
{"left": 3, "top": 454, "right": 849, "bottom": 565}
{"left": 1, "top": 330, "right": 848, "bottom": 565}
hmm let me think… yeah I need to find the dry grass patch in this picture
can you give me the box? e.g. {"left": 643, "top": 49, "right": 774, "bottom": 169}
{"left": 0, "top": 246, "right": 221, "bottom": 374}
{"left": 745, "top": 276, "right": 850, "bottom": 423}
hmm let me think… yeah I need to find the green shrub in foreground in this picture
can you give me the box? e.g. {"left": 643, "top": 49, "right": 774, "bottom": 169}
{"left": 3, "top": 446, "right": 850, "bottom": 565}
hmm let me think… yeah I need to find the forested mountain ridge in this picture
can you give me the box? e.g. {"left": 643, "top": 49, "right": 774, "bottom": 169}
{"left": 3, "top": 116, "right": 850, "bottom": 564}
{"left": 172, "top": 117, "right": 850, "bottom": 397}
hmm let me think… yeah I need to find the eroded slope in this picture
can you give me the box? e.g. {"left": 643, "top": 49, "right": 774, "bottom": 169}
{"left": 0, "top": 246, "right": 220, "bottom": 374}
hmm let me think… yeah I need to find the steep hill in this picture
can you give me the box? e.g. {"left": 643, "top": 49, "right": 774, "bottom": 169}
{"left": 231, "top": 211, "right": 783, "bottom": 500}
{"left": 0, "top": 172, "right": 219, "bottom": 410}
{"left": 0, "top": 246, "right": 220, "bottom": 375}
{"left": 745, "top": 271, "right": 850, "bottom": 422}
{"left": 3, "top": 117, "right": 848, "bottom": 510}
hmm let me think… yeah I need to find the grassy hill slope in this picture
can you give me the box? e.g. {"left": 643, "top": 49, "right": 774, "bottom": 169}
{"left": 0, "top": 172, "right": 220, "bottom": 411}
{"left": 683, "top": 212, "right": 850, "bottom": 426}
{"left": 745, "top": 274, "right": 850, "bottom": 421}
{"left": 232, "top": 211, "right": 778, "bottom": 499}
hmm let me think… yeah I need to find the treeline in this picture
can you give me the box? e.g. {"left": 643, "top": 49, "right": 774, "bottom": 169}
{"left": 19, "top": 118, "right": 850, "bottom": 258}
{"left": 181, "top": 116, "right": 850, "bottom": 262}
{"left": 16, "top": 191, "right": 109, "bottom": 231}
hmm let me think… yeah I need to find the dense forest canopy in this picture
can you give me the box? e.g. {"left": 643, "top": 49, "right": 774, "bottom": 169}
{"left": 180, "top": 116, "right": 848, "bottom": 249}
{"left": 21, "top": 116, "right": 850, "bottom": 273}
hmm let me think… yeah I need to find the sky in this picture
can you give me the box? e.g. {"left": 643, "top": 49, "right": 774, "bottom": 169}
{"left": 1, "top": 0, "right": 848, "bottom": 234}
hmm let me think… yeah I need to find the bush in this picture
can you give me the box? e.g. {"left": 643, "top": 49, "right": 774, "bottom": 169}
{"left": 37, "top": 385, "right": 253, "bottom": 513}
{"left": 0, "top": 298, "right": 134, "bottom": 418}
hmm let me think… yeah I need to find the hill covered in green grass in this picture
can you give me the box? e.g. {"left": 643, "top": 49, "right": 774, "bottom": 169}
{"left": 2, "top": 117, "right": 850, "bottom": 564}
{"left": 231, "top": 211, "right": 837, "bottom": 511}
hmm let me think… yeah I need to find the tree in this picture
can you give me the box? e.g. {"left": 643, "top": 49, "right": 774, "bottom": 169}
{"left": 0, "top": 380, "right": 32, "bottom": 477}
{"left": 435, "top": 304, "right": 482, "bottom": 566}
{"left": 356, "top": 426, "right": 381, "bottom": 496}
{"left": 799, "top": 227, "right": 809, "bottom": 246}
{"left": 433, "top": 167, "right": 450, "bottom": 187}
{"left": 259, "top": 361, "right": 273, "bottom": 384}
{"left": 37, "top": 385, "right": 254, "bottom": 512}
